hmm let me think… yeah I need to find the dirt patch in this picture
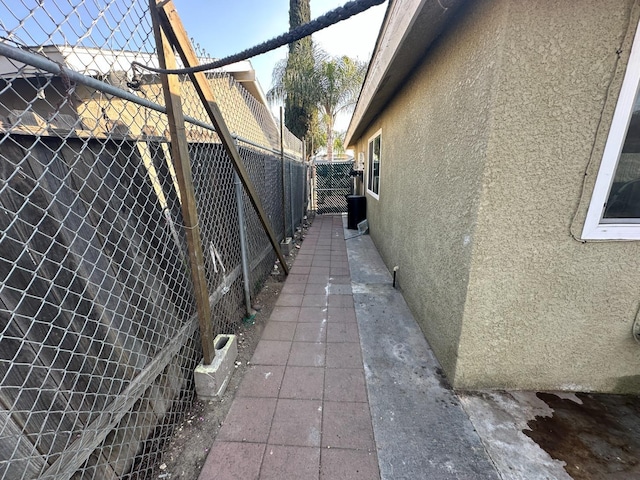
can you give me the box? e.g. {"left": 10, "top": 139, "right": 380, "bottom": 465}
{"left": 147, "top": 217, "right": 312, "bottom": 480}
{"left": 525, "top": 392, "right": 640, "bottom": 479}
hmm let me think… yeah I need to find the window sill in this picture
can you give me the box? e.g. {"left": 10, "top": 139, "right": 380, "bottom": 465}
{"left": 581, "top": 223, "right": 640, "bottom": 240}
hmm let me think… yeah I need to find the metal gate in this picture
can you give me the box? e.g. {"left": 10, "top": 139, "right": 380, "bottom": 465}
{"left": 313, "top": 160, "right": 354, "bottom": 214}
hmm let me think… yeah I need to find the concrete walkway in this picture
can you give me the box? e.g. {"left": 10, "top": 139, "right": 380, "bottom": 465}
{"left": 198, "top": 215, "right": 497, "bottom": 479}
{"left": 346, "top": 222, "right": 499, "bottom": 480}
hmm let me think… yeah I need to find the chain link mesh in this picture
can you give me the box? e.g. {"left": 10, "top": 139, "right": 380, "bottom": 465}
{"left": 313, "top": 160, "right": 353, "bottom": 214}
{"left": 0, "top": 2, "right": 307, "bottom": 478}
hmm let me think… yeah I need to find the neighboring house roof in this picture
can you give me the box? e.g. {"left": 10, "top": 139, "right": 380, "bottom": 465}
{"left": 345, "top": 0, "right": 466, "bottom": 146}
{"left": 0, "top": 45, "right": 270, "bottom": 109}
{"left": 0, "top": 44, "right": 287, "bottom": 150}
{"left": 313, "top": 153, "right": 354, "bottom": 164}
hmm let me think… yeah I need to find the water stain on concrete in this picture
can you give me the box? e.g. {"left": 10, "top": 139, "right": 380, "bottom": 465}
{"left": 614, "top": 374, "right": 640, "bottom": 394}
{"left": 525, "top": 392, "right": 640, "bottom": 479}
{"left": 434, "top": 366, "right": 452, "bottom": 390}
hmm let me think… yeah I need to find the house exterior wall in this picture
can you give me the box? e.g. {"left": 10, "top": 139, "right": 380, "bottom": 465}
{"left": 456, "top": 0, "right": 640, "bottom": 392}
{"left": 353, "top": 0, "right": 640, "bottom": 392}
{"left": 351, "top": 0, "right": 504, "bottom": 376}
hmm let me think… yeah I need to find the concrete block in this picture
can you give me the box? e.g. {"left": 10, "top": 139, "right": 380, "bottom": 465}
{"left": 280, "top": 237, "right": 293, "bottom": 255}
{"left": 194, "top": 334, "right": 238, "bottom": 400}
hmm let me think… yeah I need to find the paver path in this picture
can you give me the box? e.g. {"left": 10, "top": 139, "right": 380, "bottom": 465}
{"left": 199, "top": 215, "right": 379, "bottom": 480}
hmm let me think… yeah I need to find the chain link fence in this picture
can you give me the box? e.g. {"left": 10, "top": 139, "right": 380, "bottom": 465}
{"left": 313, "top": 159, "right": 353, "bottom": 214}
{"left": 0, "top": 1, "right": 307, "bottom": 478}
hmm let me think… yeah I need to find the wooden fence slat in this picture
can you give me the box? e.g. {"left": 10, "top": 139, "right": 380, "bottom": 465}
{"left": 0, "top": 407, "right": 47, "bottom": 479}
{"left": 0, "top": 141, "right": 92, "bottom": 459}
{"left": 16, "top": 137, "right": 151, "bottom": 379}
{"left": 66, "top": 140, "right": 174, "bottom": 355}
{"left": 19, "top": 138, "right": 144, "bottom": 378}
{"left": 98, "top": 398, "right": 160, "bottom": 477}
{"left": 38, "top": 315, "right": 199, "bottom": 479}
{"left": 1, "top": 135, "right": 200, "bottom": 476}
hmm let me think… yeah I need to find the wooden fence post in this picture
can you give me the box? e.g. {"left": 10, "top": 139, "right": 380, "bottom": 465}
{"left": 149, "top": 1, "right": 214, "bottom": 365}
{"left": 155, "top": 0, "right": 290, "bottom": 275}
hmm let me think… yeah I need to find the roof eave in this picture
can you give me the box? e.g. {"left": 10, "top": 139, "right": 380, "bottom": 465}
{"left": 345, "top": 0, "right": 466, "bottom": 147}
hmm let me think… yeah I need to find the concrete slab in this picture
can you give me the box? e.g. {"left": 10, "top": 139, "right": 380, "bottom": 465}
{"left": 345, "top": 234, "right": 392, "bottom": 285}
{"left": 261, "top": 445, "right": 320, "bottom": 480}
{"left": 197, "top": 442, "right": 264, "bottom": 480}
{"left": 194, "top": 334, "right": 238, "bottom": 401}
{"left": 458, "top": 391, "right": 572, "bottom": 480}
{"left": 268, "top": 398, "right": 322, "bottom": 447}
{"left": 322, "top": 401, "right": 376, "bottom": 450}
{"left": 459, "top": 390, "right": 640, "bottom": 480}
{"left": 345, "top": 231, "right": 499, "bottom": 480}
{"left": 320, "top": 448, "right": 380, "bottom": 480}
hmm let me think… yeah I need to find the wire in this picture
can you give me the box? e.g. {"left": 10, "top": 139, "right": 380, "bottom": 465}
{"left": 132, "top": 0, "right": 386, "bottom": 76}
{"left": 568, "top": 3, "right": 636, "bottom": 243}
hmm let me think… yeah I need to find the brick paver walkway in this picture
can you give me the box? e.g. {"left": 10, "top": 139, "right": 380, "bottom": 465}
{"left": 198, "top": 215, "right": 380, "bottom": 480}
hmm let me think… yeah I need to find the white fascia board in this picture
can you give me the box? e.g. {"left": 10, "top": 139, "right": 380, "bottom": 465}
{"left": 223, "top": 59, "right": 271, "bottom": 110}
{"left": 53, "top": 46, "right": 158, "bottom": 76}
{"left": 346, "top": 0, "right": 427, "bottom": 146}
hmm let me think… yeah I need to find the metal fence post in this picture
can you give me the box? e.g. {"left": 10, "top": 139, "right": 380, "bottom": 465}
{"left": 311, "top": 163, "right": 317, "bottom": 212}
{"left": 289, "top": 158, "right": 295, "bottom": 236}
{"left": 280, "top": 106, "right": 287, "bottom": 239}
{"left": 234, "top": 170, "right": 253, "bottom": 318}
{"left": 303, "top": 142, "right": 308, "bottom": 216}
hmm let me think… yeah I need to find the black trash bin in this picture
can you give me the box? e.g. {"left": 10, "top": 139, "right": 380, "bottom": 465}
{"left": 346, "top": 195, "right": 366, "bottom": 230}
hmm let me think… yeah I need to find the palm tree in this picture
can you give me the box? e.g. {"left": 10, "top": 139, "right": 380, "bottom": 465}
{"left": 316, "top": 55, "right": 366, "bottom": 159}
{"left": 269, "top": 48, "right": 366, "bottom": 160}
{"left": 333, "top": 130, "right": 346, "bottom": 157}
{"left": 269, "top": 44, "right": 320, "bottom": 144}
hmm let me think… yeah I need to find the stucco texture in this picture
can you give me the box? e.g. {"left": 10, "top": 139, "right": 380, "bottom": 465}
{"left": 456, "top": 0, "right": 640, "bottom": 392}
{"left": 353, "top": 0, "right": 502, "bottom": 376}
{"left": 354, "top": 0, "right": 640, "bottom": 392}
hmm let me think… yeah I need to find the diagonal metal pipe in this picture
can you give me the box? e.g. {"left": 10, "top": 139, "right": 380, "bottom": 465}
{"left": 0, "top": 41, "right": 217, "bottom": 133}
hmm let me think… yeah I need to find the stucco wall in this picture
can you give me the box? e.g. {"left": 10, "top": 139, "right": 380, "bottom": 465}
{"left": 352, "top": 0, "right": 503, "bottom": 376}
{"left": 456, "top": 0, "right": 640, "bottom": 392}
{"left": 352, "top": 0, "right": 640, "bottom": 392}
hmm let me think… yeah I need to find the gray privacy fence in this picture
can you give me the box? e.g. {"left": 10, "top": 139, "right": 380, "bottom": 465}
{"left": 0, "top": 1, "right": 306, "bottom": 478}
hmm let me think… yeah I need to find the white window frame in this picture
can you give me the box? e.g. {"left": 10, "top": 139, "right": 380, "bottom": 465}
{"left": 583, "top": 22, "right": 640, "bottom": 240}
{"left": 366, "top": 129, "right": 382, "bottom": 200}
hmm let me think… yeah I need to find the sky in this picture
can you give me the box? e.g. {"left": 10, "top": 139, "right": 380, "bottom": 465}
{"left": 0, "top": 0, "right": 386, "bottom": 132}
{"left": 172, "top": 0, "right": 387, "bottom": 130}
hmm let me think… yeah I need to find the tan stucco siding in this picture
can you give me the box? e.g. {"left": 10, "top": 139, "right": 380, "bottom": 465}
{"left": 456, "top": 0, "right": 640, "bottom": 392}
{"left": 353, "top": 0, "right": 504, "bottom": 376}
